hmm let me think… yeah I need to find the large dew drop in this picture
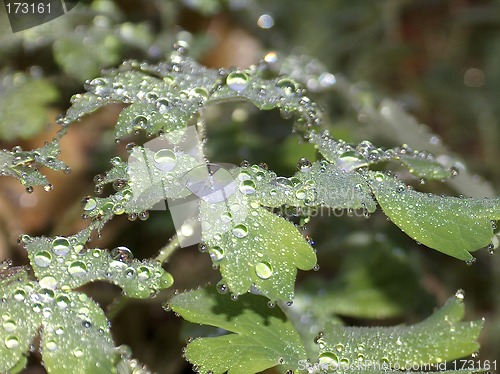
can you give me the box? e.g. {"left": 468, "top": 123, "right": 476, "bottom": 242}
{"left": 232, "top": 224, "right": 249, "bottom": 238}
{"left": 226, "top": 71, "right": 249, "bottom": 92}
{"left": 34, "top": 250, "right": 52, "bottom": 268}
{"left": 239, "top": 179, "right": 256, "bottom": 195}
{"left": 68, "top": 261, "right": 88, "bottom": 277}
{"left": 255, "top": 261, "right": 273, "bottom": 279}
{"left": 52, "top": 237, "right": 71, "bottom": 256}
{"left": 154, "top": 149, "right": 177, "bottom": 172}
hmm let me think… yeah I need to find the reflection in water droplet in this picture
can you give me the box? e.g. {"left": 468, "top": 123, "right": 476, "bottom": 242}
{"left": 226, "top": 71, "right": 249, "bottom": 92}
{"left": 73, "top": 348, "right": 84, "bottom": 358}
{"left": 52, "top": 237, "right": 71, "bottom": 256}
{"left": 34, "top": 251, "right": 52, "bottom": 268}
{"left": 68, "top": 261, "right": 87, "bottom": 277}
{"left": 210, "top": 246, "right": 225, "bottom": 261}
{"left": 154, "top": 149, "right": 177, "bottom": 172}
{"left": 4, "top": 336, "right": 19, "bottom": 349}
{"left": 81, "top": 197, "right": 97, "bottom": 211}
{"left": 46, "top": 340, "right": 58, "bottom": 352}
{"left": 255, "top": 261, "right": 273, "bottom": 279}
{"left": 137, "top": 266, "right": 151, "bottom": 280}
{"left": 111, "top": 246, "right": 133, "bottom": 263}
{"left": 56, "top": 295, "right": 70, "bottom": 309}
{"left": 239, "top": 180, "right": 256, "bottom": 195}
{"left": 232, "top": 224, "right": 249, "bottom": 238}
{"left": 2, "top": 320, "right": 17, "bottom": 332}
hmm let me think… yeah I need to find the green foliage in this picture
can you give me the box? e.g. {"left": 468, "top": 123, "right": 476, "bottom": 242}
{"left": 317, "top": 294, "right": 482, "bottom": 372}
{"left": 0, "top": 72, "right": 58, "bottom": 141}
{"left": 168, "top": 287, "right": 308, "bottom": 374}
{"left": 369, "top": 172, "right": 500, "bottom": 261}
{"left": 0, "top": 3, "right": 498, "bottom": 368}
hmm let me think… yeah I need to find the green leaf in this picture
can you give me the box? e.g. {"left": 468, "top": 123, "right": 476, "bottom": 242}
{"left": 368, "top": 172, "right": 500, "bottom": 261}
{"left": 168, "top": 287, "right": 307, "bottom": 374}
{"left": 41, "top": 292, "right": 115, "bottom": 374}
{"left": 242, "top": 162, "right": 376, "bottom": 213}
{"left": 201, "top": 201, "right": 316, "bottom": 301}
{"left": 316, "top": 294, "right": 483, "bottom": 371}
{"left": 0, "top": 139, "right": 68, "bottom": 187}
{"left": 0, "top": 269, "right": 117, "bottom": 374}
{"left": 0, "top": 268, "right": 42, "bottom": 373}
{"left": 0, "top": 72, "right": 58, "bottom": 141}
{"left": 53, "top": 27, "right": 121, "bottom": 81}
{"left": 308, "top": 132, "right": 453, "bottom": 180}
{"left": 22, "top": 229, "right": 173, "bottom": 299}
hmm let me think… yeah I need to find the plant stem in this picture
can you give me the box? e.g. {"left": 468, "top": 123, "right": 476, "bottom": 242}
{"left": 156, "top": 234, "right": 180, "bottom": 264}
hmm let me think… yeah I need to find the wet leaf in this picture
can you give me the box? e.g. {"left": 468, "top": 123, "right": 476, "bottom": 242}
{"left": 168, "top": 287, "right": 307, "bottom": 374}
{"left": 201, "top": 199, "right": 316, "bottom": 301}
{"left": 23, "top": 229, "right": 173, "bottom": 299}
{"left": 317, "top": 294, "right": 482, "bottom": 371}
{"left": 0, "top": 73, "right": 58, "bottom": 141}
{"left": 369, "top": 172, "right": 500, "bottom": 261}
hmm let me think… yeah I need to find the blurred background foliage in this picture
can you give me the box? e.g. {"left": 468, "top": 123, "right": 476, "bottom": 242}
{"left": 0, "top": 0, "right": 499, "bottom": 372}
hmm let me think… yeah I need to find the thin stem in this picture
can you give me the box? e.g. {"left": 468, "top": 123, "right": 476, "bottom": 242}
{"left": 106, "top": 295, "right": 129, "bottom": 320}
{"left": 156, "top": 234, "right": 180, "bottom": 264}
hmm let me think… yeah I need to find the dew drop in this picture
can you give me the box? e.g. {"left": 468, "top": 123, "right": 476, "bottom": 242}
{"left": 34, "top": 251, "right": 52, "bottom": 268}
{"left": 111, "top": 246, "right": 133, "bottom": 263}
{"left": 255, "top": 261, "right": 273, "bottom": 280}
{"left": 55, "top": 295, "right": 70, "bottom": 309}
{"left": 216, "top": 281, "right": 228, "bottom": 294}
{"left": 137, "top": 266, "right": 151, "bottom": 280}
{"left": 2, "top": 320, "right": 17, "bottom": 332}
{"left": 318, "top": 352, "right": 338, "bottom": 367}
{"left": 73, "top": 348, "right": 84, "bottom": 358}
{"left": 68, "top": 261, "right": 87, "bottom": 277}
{"left": 455, "top": 289, "right": 465, "bottom": 301}
{"left": 46, "top": 340, "right": 58, "bottom": 352}
{"left": 13, "top": 288, "right": 26, "bottom": 301}
{"left": 52, "top": 237, "right": 71, "bottom": 256}
{"left": 226, "top": 71, "right": 249, "bottom": 92}
{"left": 160, "top": 272, "right": 174, "bottom": 289}
{"left": 4, "top": 336, "right": 19, "bottom": 349}
{"left": 297, "top": 157, "right": 312, "bottom": 172}
{"left": 209, "top": 246, "right": 225, "bottom": 262}
{"left": 239, "top": 179, "right": 256, "bottom": 195}
{"left": 154, "top": 149, "right": 177, "bottom": 172}
{"left": 276, "top": 78, "right": 297, "bottom": 95}
{"left": 232, "top": 224, "right": 249, "bottom": 238}
{"left": 25, "top": 186, "right": 33, "bottom": 194}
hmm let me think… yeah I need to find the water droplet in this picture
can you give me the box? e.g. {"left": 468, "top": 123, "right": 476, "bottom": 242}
{"left": 52, "top": 237, "right": 71, "bottom": 256}
{"left": 220, "top": 211, "right": 233, "bottom": 223}
{"left": 4, "top": 336, "right": 19, "bottom": 349}
{"left": 38, "top": 288, "right": 55, "bottom": 302}
{"left": 25, "top": 186, "right": 34, "bottom": 194}
{"left": 111, "top": 246, "right": 133, "bottom": 263}
{"left": 210, "top": 246, "right": 225, "bottom": 262}
{"left": 336, "top": 151, "right": 368, "bottom": 171}
{"left": 154, "top": 149, "right": 177, "bottom": 172}
{"left": 267, "top": 301, "right": 275, "bottom": 308}
{"left": 13, "top": 288, "right": 26, "bottom": 301}
{"left": 455, "top": 289, "right": 465, "bottom": 301}
{"left": 160, "top": 272, "right": 174, "bottom": 289}
{"left": 55, "top": 294, "right": 70, "bottom": 309}
{"left": 81, "top": 197, "right": 96, "bottom": 212}
{"left": 255, "top": 261, "right": 273, "bottom": 279}
{"left": 2, "top": 320, "right": 17, "bottom": 332}
{"left": 137, "top": 266, "right": 151, "bottom": 280}
{"left": 68, "top": 261, "right": 87, "bottom": 277}
{"left": 295, "top": 189, "right": 307, "bottom": 200}
{"left": 46, "top": 340, "right": 58, "bottom": 352}
{"left": 232, "top": 224, "right": 249, "bottom": 238}
{"left": 226, "top": 71, "right": 249, "bottom": 92}
{"left": 73, "top": 348, "right": 84, "bottom": 358}
{"left": 34, "top": 251, "right": 52, "bottom": 268}
{"left": 239, "top": 180, "right": 256, "bottom": 195}
{"left": 39, "top": 276, "right": 57, "bottom": 290}
{"left": 216, "top": 281, "right": 228, "bottom": 294}
{"left": 335, "top": 343, "right": 344, "bottom": 352}
{"left": 318, "top": 352, "right": 338, "bottom": 367}
{"left": 276, "top": 78, "right": 297, "bottom": 95}
{"left": 297, "top": 157, "right": 312, "bottom": 172}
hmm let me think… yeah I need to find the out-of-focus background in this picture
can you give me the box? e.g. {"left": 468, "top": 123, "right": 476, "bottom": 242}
{"left": 0, "top": 0, "right": 499, "bottom": 372}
